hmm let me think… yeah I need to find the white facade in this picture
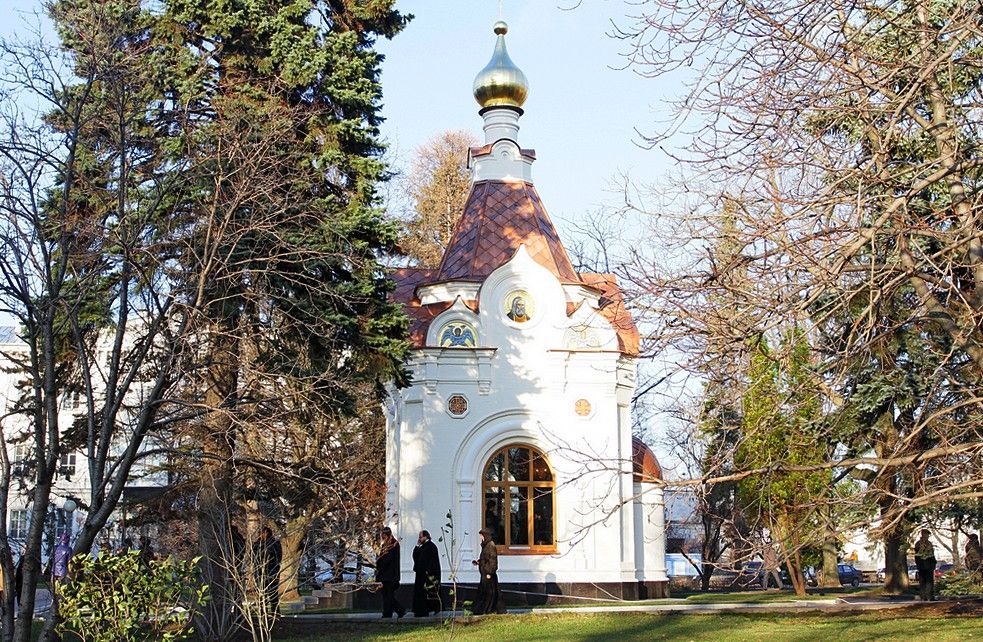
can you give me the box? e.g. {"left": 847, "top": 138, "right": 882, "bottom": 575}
{"left": 387, "top": 250, "right": 667, "bottom": 586}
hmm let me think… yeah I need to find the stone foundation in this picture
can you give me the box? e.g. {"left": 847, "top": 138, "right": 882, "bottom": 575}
{"left": 318, "top": 579, "right": 670, "bottom": 612}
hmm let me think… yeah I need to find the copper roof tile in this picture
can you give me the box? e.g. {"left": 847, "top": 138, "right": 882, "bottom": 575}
{"left": 435, "top": 180, "right": 582, "bottom": 284}
{"left": 632, "top": 436, "right": 663, "bottom": 482}
{"left": 579, "top": 272, "right": 641, "bottom": 356}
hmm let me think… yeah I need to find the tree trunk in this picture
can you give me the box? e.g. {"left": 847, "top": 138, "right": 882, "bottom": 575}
{"left": 819, "top": 506, "right": 839, "bottom": 588}
{"left": 12, "top": 492, "right": 48, "bottom": 642}
{"left": 699, "top": 564, "right": 712, "bottom": 592}
{"left": 194, "top": 329, "right": 239, "bottom": 641}
{"left": 279, "top": 518, "right": 308, "bottom": 603}
{"left": 820, "top": 537, "right": 840, "bottom": 588}
{"left": 950, "top": 526, "right": 961, "bottom": 571}
{"left": 785, "top": 548, "right": 807, "bottom": 597}
{"left": 882, "top": 523, "right": 908, "bottom": 594}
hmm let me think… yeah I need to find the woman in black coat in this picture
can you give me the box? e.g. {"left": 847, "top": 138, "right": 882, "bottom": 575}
{"left": 375, "top": 527, "right": 405, "bottom": 618}
{"left": 412, "top": 530, "right": 442, "bottom": 617}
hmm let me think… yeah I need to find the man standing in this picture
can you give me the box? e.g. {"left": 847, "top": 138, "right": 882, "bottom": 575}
{"left": 762, "top": 540, "right": 783, "bottom": 590}
{"left": 471, "top": 527, "right": 506, "bottom": 615}
{"left": 965, "top": 534, "right": 982, "bottom": 578}
{"left": 412, "top": 530, "right": 441, "bottom": 617}
{"left": 914, "top": 529, "right": 937, "bottom": 601}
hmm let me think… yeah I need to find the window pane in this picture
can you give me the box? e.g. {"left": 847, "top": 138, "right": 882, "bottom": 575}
{"left": 532, "top": 451, "right": 552, "bottom": 481}
{"left": 60, "top": 452, "right": 76, "bottom": 477}
{"left": 509, "top": 486, "right": 530, "bottom": 546}
{"left": 483, "top": 487, "right": 505, "bottom": 545}
{"left": 533, "top": 488, "right": 553, "bottom": 545}
{"left": 508, "top": 447, "right": 530, "bottom": 482}
{"left": 484, "top": 452, "right": 504, "bottom": 482}
{"left": 10, "top": 509, "right": 28, "bottom": 539}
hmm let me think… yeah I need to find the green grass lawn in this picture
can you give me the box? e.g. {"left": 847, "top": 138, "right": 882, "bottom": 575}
{"left": 274, "top": 610, "right": 983, "bottom": 642}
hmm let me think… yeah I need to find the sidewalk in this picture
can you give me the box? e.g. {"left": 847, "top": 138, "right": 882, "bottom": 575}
{"left": 284, "top": 594, "right": 924, "bottom": 622}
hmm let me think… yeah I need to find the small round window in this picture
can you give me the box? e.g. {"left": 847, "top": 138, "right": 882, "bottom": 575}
{"left": 447, "top": 394, "right": 469, "bottom": 417}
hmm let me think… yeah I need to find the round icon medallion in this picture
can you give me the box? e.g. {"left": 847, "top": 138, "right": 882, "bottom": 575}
{"left": 503, "top": 289, "right": 534, "bottom": 323}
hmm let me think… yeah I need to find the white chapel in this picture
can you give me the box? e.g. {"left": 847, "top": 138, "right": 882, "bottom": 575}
{"left": 385, "top": 21, "right": 668, "bottom": 601}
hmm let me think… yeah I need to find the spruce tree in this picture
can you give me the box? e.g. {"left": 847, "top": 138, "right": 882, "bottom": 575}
{"left": 146, "top": 2, "right": 410, "bottom": 634}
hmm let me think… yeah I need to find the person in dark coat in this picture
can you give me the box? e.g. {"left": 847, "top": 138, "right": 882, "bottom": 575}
{"left": 965, "top": 533, "right": 982, "bottom": 578}
{"left": 471, "top": 527, "right": 505, "bottom": 615}
{"left": 412, "top": 530, "right": 441, "bottom": 617}
{"left": 138, "top": 536, "right": 156, "bottom": 568}
{"left": 375, "top": 527, "right": 405, "bottom": 618}
{"left": 914, "top": 529, "right": 937, "bottom": 601}
{"left": 253, "top": 527, "right": 282, "bottom": 613}
{"left": 13, "top": 547, "right": 24, "bottom": 613}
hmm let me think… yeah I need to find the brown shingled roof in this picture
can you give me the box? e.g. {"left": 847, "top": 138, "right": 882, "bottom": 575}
{"left": 435, "top": 180, "right": 581, "bottom": 284}
{"left": 632, "top": 436, "right": 663, "bottom": 483}
{"left": 389, "top": 219, "right": 639, "bottom": 357}
{"left": 580, "top": 273, "right": 641, "bottom": 356}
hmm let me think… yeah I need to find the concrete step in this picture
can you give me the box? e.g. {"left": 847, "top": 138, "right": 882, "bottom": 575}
{"left": 280, "top": 600, "right": 306, "bottom": 613}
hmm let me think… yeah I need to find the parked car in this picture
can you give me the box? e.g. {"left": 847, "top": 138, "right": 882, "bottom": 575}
{"left": 311, "top": 551, "right": 374, "bottom": 588}
{"left": 739, "top": 561, "right": 765, "bottom": 587}
{"left": 934, "top": 563, "right": 956, "bottom": 578}
{"left": 837, "top": 563, "right": 863, "bottom": 587}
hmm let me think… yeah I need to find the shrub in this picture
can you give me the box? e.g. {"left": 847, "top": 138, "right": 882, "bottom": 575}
{"left": 56, "top": 551, "right": 208, "bottom": 642}
{"left": 936, "top": 572, "right": 983, "bottom": 597}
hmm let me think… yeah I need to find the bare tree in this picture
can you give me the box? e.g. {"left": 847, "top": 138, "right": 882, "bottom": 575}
{"left": 606, "top": 0, "right": 983, "bottom": 592}
{"left": 0, "top": 5, "right": 208, "bottom": 639}
{"left": 397, "top": 130, "right": 478, "bottom": 268}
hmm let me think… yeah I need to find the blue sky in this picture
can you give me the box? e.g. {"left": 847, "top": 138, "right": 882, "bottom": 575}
{"left": 377, "top": 1, "right": 673, "bottom": 229}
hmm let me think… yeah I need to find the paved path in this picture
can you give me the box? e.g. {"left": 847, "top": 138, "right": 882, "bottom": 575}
{"left": 284, "top": 595, "right": 926, "bottom": 622}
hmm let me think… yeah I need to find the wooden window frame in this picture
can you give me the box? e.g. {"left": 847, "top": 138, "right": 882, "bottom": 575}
{"left": 482, "top": 444, "right": 557, "bottom": 554}
{"left": 9, "top": 509, "right": 28, "bottom": 540}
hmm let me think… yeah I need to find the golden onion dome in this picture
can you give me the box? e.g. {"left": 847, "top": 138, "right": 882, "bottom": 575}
{"left": 473, "top": 21, "right": 528, "bottom": 109}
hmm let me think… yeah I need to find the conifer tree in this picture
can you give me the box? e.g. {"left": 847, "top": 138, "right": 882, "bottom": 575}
{"left": 147, "top": 1, "right": 409, "bottom": 634}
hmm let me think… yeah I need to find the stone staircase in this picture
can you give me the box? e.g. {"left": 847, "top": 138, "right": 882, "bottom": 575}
{"left": 281, "top": 586, "right": 362, "bottom": 613}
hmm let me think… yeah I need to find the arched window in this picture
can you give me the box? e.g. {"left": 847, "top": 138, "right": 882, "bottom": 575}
{"left": 482, "top": 445, "right": 555, "bottom": 552}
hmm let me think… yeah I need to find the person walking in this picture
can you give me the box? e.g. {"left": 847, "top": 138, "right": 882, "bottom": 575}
{"left": 375, "top": 527, "right": 405, "bottom": 619}
{"left": 52, "top": 534, "right": 73, "bottom": 583}
{"left": 412, "top": 530, "right": 441, "bottom": 617}
{"left": 253, "top": 527, "right": 282, "bottom": 614}
{"left": 762, "top": 540, "right": 783, "bottom": 590}
{"left": 914, "top": 529, "right": 937, "bottom": 601}
{"left": 964, "top": 533, "right": 982, "bottom": 578}
{"left": 471, "top": 527, "right": 505, "bottom": 615}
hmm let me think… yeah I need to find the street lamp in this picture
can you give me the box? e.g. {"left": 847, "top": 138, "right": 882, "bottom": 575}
{"left": 62, "top": 498, "right": 78, "bottom": 540}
